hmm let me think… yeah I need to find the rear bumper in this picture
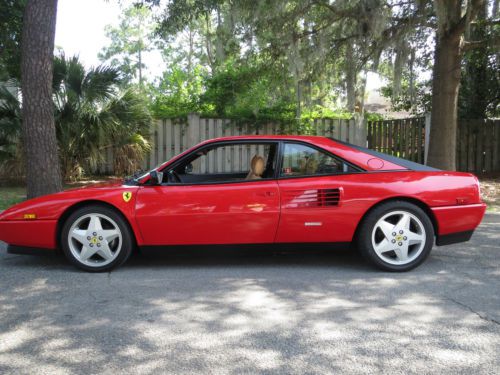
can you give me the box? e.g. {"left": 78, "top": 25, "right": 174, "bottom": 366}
{"left": 0, "top": 219, "right": 57, "bottom": 249}
{"left": 432, "top": 203, "right": 486, "bottom": 246}
{"left": 436, "top": 230, "right": 473, "bottom": 246}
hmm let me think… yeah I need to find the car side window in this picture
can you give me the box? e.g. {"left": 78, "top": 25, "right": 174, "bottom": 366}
{"left": 189, "top": 144, "right": 273, "bottom": 174}
{"left": 280, "top": 143, "right": 357, "bottom": 177}
{"left": 168, "top": 142, "right": 278, "bottom": 184}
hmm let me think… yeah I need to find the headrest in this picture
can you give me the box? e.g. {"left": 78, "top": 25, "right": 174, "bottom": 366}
{"left": 299, "top": 157, "right": 319, "bottom": 174}
{"left": 251, "top": 155, "right": 265, "bottom": 176}
{"left": 305, "top": 158, "right": 318, "bottom": 174}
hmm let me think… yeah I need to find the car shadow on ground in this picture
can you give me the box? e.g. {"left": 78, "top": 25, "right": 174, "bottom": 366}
{"left": 1, "top": 242, "right": 373, "bottom": 272}
{"left": 131, "top": 245, "right": 372, "bottom": 270}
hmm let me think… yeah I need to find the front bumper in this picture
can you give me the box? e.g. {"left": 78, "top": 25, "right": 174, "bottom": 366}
{"left": 0, "top": 219, "right": 58, "bottom": 249}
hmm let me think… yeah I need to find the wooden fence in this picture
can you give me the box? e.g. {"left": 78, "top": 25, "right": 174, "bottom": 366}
{"left": 367, "top": 117, "right": 426, "bottom": 164}
{"left": 140, "top": 114, "right": 367, "bottom": 171}
{"left": 98, "top": 114, "right": 500, "bottom": 174}
{"left": 367, "top": 117, "right": 500, "bottom": 173}
{"left": 456, "top": 119, "right": 500, "bottom": 173}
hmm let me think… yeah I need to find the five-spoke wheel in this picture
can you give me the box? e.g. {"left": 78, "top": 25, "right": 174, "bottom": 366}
{"left": 357, "top": 201, "right": 434, "bottom": 271}
{"left": 371, "top": 211, "right": 426, "bottom": 265}
{"left": 61, "top": 205, "right": 133, "bottom": 272}
{"left": 68, "top": 213, "right": 122, "bottom": 267}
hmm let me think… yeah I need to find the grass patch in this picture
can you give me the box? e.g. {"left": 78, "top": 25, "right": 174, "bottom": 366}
{"left": 0, "top": 187, "right": 26, "bottom": 210}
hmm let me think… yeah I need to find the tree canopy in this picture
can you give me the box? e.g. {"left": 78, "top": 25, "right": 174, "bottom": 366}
{"left": 99, "top": 4, "right": 157, "bottom": 85}
{"left": 133, "top": 0, "right": 498, "bottom": 121}
{"left": 1, "top": 0, "right": 498, "bottom": 181}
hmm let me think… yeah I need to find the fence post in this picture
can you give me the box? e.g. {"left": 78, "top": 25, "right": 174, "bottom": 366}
{"left": 353, "top": 113, "right": 367, "bottom": 147}
{"left": 424, "top": 113, "right": 431, "bottom": 165}
{"left": 144, "top": 119, "right": 159, "bottom": 170}
{"left": 360, "top": 117, "right": 367, "bottom": 147}
{"left": 187, "top": 113, "right": 201, "bottom": 148}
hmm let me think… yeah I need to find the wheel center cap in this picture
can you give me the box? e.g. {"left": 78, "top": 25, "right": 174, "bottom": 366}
{"left": 91, "top": 237, "right": 98, "bottom": 244}
{"left": 395, "top": 235, "right": 404, "bottom": 242}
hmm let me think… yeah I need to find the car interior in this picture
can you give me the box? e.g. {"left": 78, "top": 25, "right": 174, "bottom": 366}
{"left": 165, "top": 142, "right": 278, "bottom": 184}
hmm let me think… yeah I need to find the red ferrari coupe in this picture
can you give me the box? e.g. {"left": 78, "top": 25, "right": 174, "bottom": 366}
{"left": 0, "top": 136, "right": 486, "bottom": 272}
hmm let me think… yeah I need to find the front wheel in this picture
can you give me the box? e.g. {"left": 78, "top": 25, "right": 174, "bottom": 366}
{"left": 357, "top": 201, "right": 434, "bottom": 272}
{"left": 61, "top": 205, "right": 133, "bottom": 272}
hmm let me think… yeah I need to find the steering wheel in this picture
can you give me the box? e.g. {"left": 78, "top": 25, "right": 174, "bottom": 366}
{"left": 169, "top": 170, "right": 182, "bottom": 183}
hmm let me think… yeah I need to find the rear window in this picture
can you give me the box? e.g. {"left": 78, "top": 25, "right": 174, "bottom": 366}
{"left": 329, "top": 138, "right": 440, "bottom": 172}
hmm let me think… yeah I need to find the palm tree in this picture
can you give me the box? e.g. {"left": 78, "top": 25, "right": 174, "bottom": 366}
{"left": 0, "top": 54, "right": 152, "bottom": 180}
{"left": 0, "top": 82, "right": 23, "bottom": 178}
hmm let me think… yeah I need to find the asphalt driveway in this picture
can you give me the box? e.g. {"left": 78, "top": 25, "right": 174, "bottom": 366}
{"left": 0, "top": 214, "right": 499, "bottom": 374}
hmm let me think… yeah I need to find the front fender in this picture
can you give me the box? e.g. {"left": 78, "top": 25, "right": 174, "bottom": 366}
{"left": 0, "top": 185, "right": 141, "bottom": 249}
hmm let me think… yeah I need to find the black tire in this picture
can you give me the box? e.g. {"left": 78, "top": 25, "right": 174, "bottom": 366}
{"left": 60, "top": 205, "right": 134, "bottom": 272}
{"left": 356, "top": 201, "right": 434, "bottom": 272}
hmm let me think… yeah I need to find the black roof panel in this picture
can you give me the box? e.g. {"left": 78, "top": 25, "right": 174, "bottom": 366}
{"left": 329, "top": 138, "right": 440, "bottom": 172}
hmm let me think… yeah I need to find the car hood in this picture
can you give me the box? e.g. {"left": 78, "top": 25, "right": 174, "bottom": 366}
{"left": 64, "top": 178, "right": 127, "bottom": 190}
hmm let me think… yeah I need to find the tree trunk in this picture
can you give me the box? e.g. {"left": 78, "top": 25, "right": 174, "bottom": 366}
{"left": 392, "top": 41, "right": 408, "bottom": 99}
{"left": 21, "top": 0, "right": 62, "bottom": 198}
{"left": 427, "top": 31, "right": 462, "bottom": 170}
{"left": 214, "top": 6, "right": 225, "bottom": 65}
{"left": 427, "top": 0, "right": 486, "bottom": 170}
{"left": 295, "top": 76, "right": 302, "bottom": 119}
{"left": 187, "top": 26, "right": 193, "bottom": 75}
{"left": 138, "top": 47, "right": 143, "bottom": 85}
{"left": 461, "top": 3, "right": 488, "bottom": 118}
{"left": 345, "top": 44, "right": 356, "bottom": 112}
{"left": 204, "top": 13, "right": 215, "bottom": 73}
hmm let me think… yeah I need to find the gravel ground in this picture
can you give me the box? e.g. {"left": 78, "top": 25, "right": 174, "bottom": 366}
{"left": 0, "top": 214, "right": 499, "bottom": 374}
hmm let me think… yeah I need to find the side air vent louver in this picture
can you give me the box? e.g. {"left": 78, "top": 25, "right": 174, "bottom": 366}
{"left": 283, "top": 188, "right": 341, "bottom": 209}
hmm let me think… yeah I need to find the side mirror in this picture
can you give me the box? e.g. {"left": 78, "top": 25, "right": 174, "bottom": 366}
{"left": 149, "top": 170, "right": 164, "bottom": 185}
{"left": 185, "top": 163, "right": 193, "bottom": 174}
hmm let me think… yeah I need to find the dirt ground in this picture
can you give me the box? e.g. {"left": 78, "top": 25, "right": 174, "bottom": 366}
{"left": 479, "top": 174, "right": 500, "bottom": 212}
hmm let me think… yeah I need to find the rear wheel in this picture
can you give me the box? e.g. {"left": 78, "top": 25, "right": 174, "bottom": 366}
{"left": 357, "top": 201, "right": 434, "bottom": 271}
{"left": 61, "top": 205, "right": 133, "bottom": 272}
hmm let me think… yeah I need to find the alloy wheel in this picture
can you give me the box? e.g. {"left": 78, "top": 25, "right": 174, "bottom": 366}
{"left": 371, "top": 210, "right": 426, "bottom": 266}
{"left": 68, "top": 213, "right": 123, "bottom": 267}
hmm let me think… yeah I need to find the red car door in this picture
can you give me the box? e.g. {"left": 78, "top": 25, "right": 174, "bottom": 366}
{"left": 274, "top": 142, "right": 362, "bottom": 243}
{"left": 135, "top": 181, "right": 280, "bottom": 245}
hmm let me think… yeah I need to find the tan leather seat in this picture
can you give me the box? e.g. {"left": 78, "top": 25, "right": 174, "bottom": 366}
{"left": 299, "top": 157, "right": 318, "bottom": 174}
{"left": 246, "top": 155, "right": 265, "bottom": 180}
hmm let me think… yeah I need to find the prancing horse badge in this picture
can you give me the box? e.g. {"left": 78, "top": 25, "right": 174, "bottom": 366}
{"left": 123, "top": 191, "right": 132, "bottom": 202}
